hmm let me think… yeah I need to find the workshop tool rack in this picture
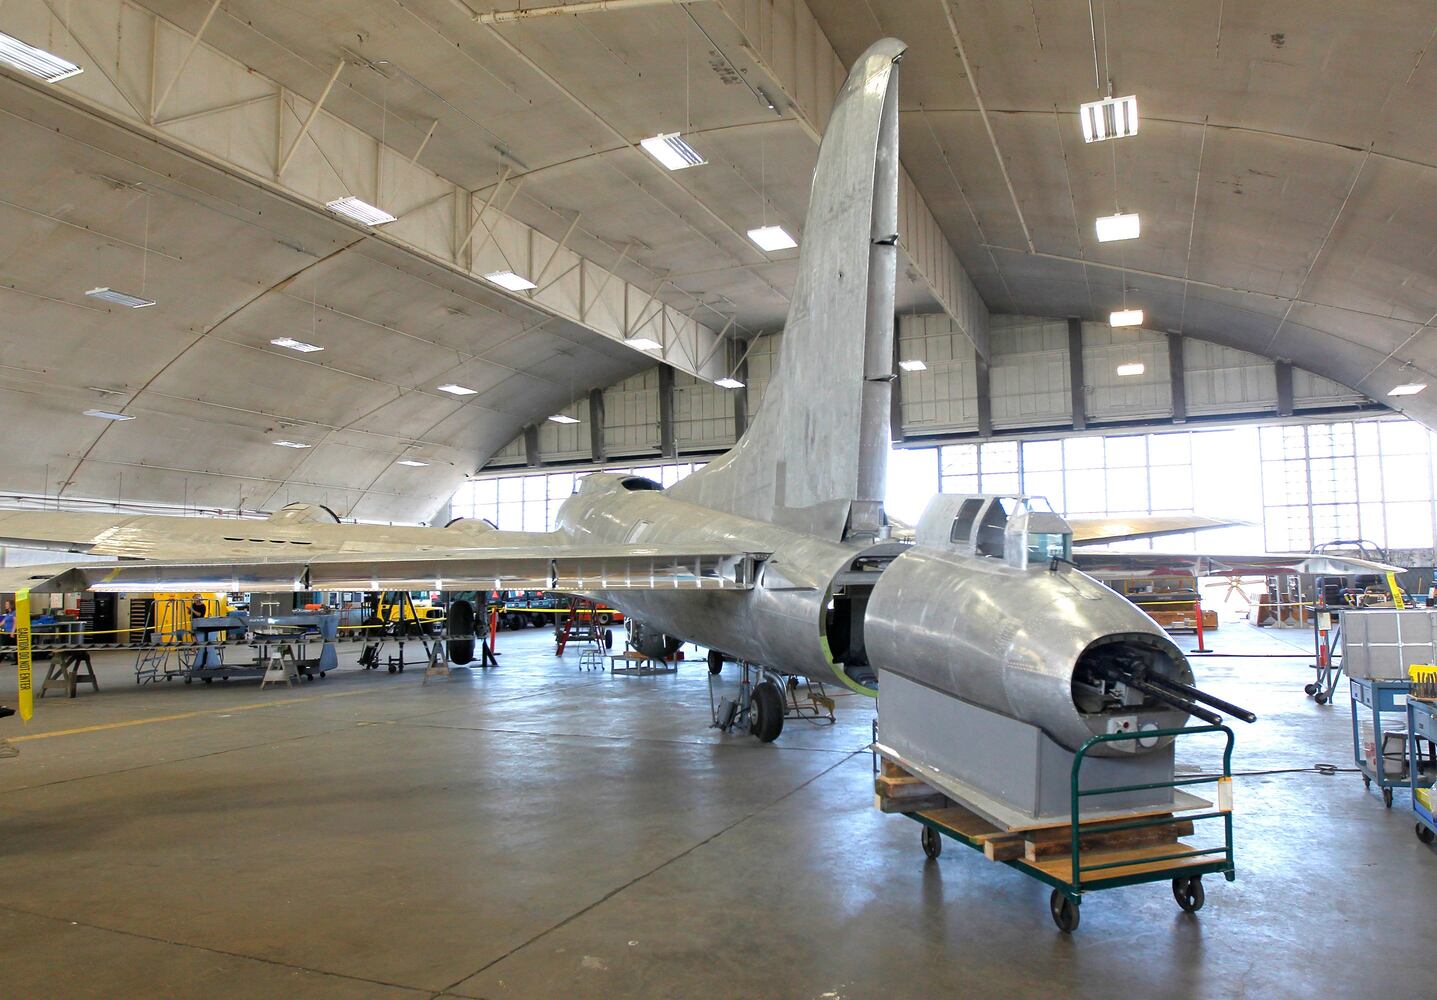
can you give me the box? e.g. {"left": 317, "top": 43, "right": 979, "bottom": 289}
{"left": 898, "top": 724, "right": 1236, "bottom": 933}
{"left": 1349, "top": 677, "right": 1433, "bottom": 807}
{"left": 1406, "top": 696, "right": 1437, "bottom": 845}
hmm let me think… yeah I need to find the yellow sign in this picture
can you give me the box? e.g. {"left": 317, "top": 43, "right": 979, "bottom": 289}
{"left": 16, "top": 588, "right": 32, "bottom": 721}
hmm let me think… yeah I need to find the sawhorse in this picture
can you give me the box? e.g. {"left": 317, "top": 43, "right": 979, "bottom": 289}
{"left": 40, "top": 651, "right": 99, "bottom": 699}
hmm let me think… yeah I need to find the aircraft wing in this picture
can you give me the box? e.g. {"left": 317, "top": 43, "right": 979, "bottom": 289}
{"left": 1068, "top": 514, "right": 1246, "bottom": 545}
{"left": 0, "top": 544, "right": 766, "bottom": 595}
{"left": 1070, "top": 550, "right": 1403, "bottom": 580}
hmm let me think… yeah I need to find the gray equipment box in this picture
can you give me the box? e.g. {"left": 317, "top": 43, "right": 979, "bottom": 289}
{"left": 1342, "top": 609, "right": 1437, "bottom": 680}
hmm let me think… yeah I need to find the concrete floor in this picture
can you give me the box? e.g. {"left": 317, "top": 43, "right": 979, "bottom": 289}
{"left": 0, "top": 622, "right": 1433, "bottom": 999}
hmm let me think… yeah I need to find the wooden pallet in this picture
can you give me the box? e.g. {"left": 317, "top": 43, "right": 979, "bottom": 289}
{"left": 876, "top": 757, "right": 1194, "bottom": 867}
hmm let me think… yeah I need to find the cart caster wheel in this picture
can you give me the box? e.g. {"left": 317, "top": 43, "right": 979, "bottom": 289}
{"left": 1172, "top": 876, "right": 1205, "bottom": 912}
{"left": 1304, "top": 683, "right": 1316, "bottom": 695}
{"left": 203, "top": 678, "right": 212, "bottom": 685}
{"left": 1383, "top": 787, "right": 1394, "bottom": 808}
{"left": 1314, "top": 692, "right": 1328, "bottom": 705}
{"left": 184, "top": 677, "right": 192, "bottom": 685}
{"left": 319, "top": 672, "right": 326, "bottom": 679}
{"left": 1363, "top": 774, "right": 1372, "bottom": 789}
{"left": 1049, "top": 891, "right": 1080, "bottom": 933}
{"left": 921, "top": 826, "right": 942, "bottom": 860}
{"left": 388, "top": 665, "right": 397, "bottom": 674}
{"left": 1417, "top": 823, "right": 1436, "bottom": 845}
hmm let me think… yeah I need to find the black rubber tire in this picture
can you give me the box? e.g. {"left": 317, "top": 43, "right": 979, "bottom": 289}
{"left": 1384, "top": 786, "right": 1394, "bottom": 808}
{"left": 707, "top": 649, "right": 724, "bottom": 676}
{"left": 319, "top": 672, "right": 326, "bottom": 679}
{"left": 1172, "top": 876, "right": 1205, "bottom": 912}
{"left": 1304, "top": 683, "right": 1317, "bottom": 695}
{"left": 1417, "top": 823, "right": 1435, "bottom": 845}
{"left": 203, "top": 678, "right": 212, "bottom": 685}
{"left": 1314, "top": 692, "right": 1328, "bottom": 705}
{"left": 184, "top": 677, "right": 192, "bottom": 685}
{"left": 447, "top": 600, "right": 476, "bottom": 666}
{"left": 604, "top": 628, "right": 614, "bottom": 650}
{"left": 1363, "top": 774, "right": 1372, "bottom": 789}
{"left": 921, "top": 825, "right": 942, "bottom": 860}
{"left": 1050, "top": 891, "right": 1080, "bottom": 933}
{"left": 749, "top": 680, "right": 784, "bottom": 743}
{"left": 388, "top": 664, "right": 397, "bottom": 674}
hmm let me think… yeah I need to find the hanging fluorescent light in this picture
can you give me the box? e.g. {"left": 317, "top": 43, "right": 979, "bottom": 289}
{"left": 437, "top": 383, "right": 477, "bottom": 396}
{"left": 1389, "top": 383, "right": 1428, "bottom": 396}
{"left": 396, "top": 459, "right": 428, "bottom": 467}
{"left": 86, "top": 287, "right": 155, "bottom": 309}
{"left": 1109, "top": 308, "right": 1144, "bottom": 328}
{"left": 898, "top": 359, "right": 928, "bottom": 372}
{"left": 483, "top": 269, "right": 537, "bottom": 291}
{"left": 274, "top": 440, "right": 312, "bottom": 449}
{"left": 324, "top": 196, "right": 396, "bottom": 226}
{"left": 1079, "top": 95, "right": 1139, "bottom": 142}
{"left": 626, "top": 337, "right": 663, "bottom": 351}
{"left": 0, "top": 31, "right": 83, "bottom": 84}
{"left": 270, "top": 337, "right": 324, "bottom": 353}
{"left": 747, "top": 225, "right": 797, "bottom": 252}
{"left": 714, "top": 377, "right": 745, "bottom": 389}
{"left": 548, "top": 414, "right": 580, "bottom": 424}
{"left": 1116, "top": 362, "right": 1146, "bottom": 377}
{"left": 1095, "top": 212, "right": 1141, "bottom": 242}
{"left": 640, "top": 132, "right": 706, "bottom": 171}
{"left": 83, "top": 409, "right": 134, "bottom": 421}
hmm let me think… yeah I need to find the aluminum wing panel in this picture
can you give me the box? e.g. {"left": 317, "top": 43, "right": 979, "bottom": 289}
{"left": 1072, "top": 551, "right": 1402, "bottom": 579}
{"left": 1, "top": 545, "right": 764, "bottom": 594}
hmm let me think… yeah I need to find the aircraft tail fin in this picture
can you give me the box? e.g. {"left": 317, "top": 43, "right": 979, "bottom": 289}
{"left": 668, "top": 39, "right": 905, "bottom": 540}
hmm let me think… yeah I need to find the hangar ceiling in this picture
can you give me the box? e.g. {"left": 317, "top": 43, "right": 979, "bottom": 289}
{"left": 1, "top": 0, "right": 1436, "bottom": 521}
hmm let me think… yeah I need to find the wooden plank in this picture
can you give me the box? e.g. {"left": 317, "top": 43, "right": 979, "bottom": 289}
{"left": 875, "top": 774, "right": 940, "bottom": 799}
{"left": 1024, "top": 820, "right": 1195, "bottom": 862}
{"left": 914, "top": 804, "right": 1003, "bottom": 840}
{"left": 875, "top": 792, "right": 949, "bottom": 814}
{"left": 983, "top": 837, "right": 1025, "bottom": 862}
{"left": 880, "top": 757, "right": 909, "bottom": 778}
{"left": 1030, "top": 841, "right": 1219, "bottom": 883}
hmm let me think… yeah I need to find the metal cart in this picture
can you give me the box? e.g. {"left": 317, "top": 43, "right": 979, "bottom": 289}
{"left": 905, "top": 724, "right": 1236, "bottom": 933}
{"left": 1406, "top": 697, "right": 1437, "bottom": 845}
{"left": 1350, "top": 677, "right": 1432, "bottom": 807}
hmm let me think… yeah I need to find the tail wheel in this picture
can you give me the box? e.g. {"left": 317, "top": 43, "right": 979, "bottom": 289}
{"left": 749, "top": 680, "right": 784, "bottom": 743}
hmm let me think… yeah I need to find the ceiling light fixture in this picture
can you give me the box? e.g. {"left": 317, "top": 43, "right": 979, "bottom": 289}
{"left": 85, "top": 287, "right": 155, "bottom": 309}
{"left": 1109, "top": 308, "right": 1144, "bottom": 328}
{"left": 83, "top": 409, "right": 134, "bottom": 421}
{"left": 274, "top": 440, "right": 312, "bottom": 449}
{"left": 483, "top": 269, "right": 537, "bottom": 291}
{"left": 1389, "top": 383, "right": 1428, "bottom": 396}
{"left": 548, "top": 414, "right": 580, "bottom": 424}
{"left": 396, "top": 459, "right": 428, "bottom": 467}
{"left": 1116, "top": 362, "right": 1146, "bottom": 377}
{"left": 898, "top": 359, "right": 927, "bottom": 372}
{"left": 436, "top": 383, "right": 477, "bottom": 396}
{"left": 714, "top": 377, "right": 746, "bottom": 389}
{"left": 747, "top": 225, "right": 797, "bottom": 252}
{"left": 324, "top": 196, "right": 396, "bottom": 226}
{"left": 626, "top": 337, "right": 662, "bottom": 351}
{"left": 640, "top": 132, "right": 706, "bottom": 171}
{"left": 1079, "top": 94, "right": 1139, "bottom": 142}
{"left": 1095, "top": 212, "right": 1141, "bottom": 242}
{"left": 270, "top": 337, "right": 324, "bottom": 353}
{"left": 0, "top": 31, "right": 83, "bottom": 83}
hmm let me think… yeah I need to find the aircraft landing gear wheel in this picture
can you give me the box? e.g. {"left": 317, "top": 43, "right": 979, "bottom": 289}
{"left": 1304, "top": 683, "right": 1316, "bottom": 695}
{"left": 604, "top": 628, "right": 614, "bottom": 650}
{"left": 1417, "top": 823, "right": 1435, "bottom": 845}
{"left": 1050, "top": 891, "right": 1080, "bottom": 933}
{"left": 707, "top": 649, "right": 724, "bottom": 675}
{"left": 1172, "top": 876, "right": 1205, "bottom": 912}
{"left": 1383, "top": 786, "right": 1394, "bottom": 808}
{"left": 749, "top": 680, "right": 784, "bottom": 743}
{"left": 921, "top": 825, "right": 942, "bottom": 860}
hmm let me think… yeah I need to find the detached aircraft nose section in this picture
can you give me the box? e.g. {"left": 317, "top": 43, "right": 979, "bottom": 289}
{"left": 864, "top": 544, "right": 1197, "bottom": 757}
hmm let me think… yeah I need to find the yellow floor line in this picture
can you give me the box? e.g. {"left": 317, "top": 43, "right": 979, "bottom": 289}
{"left": 8, "top": 688, "right": 380, "bottom": 743}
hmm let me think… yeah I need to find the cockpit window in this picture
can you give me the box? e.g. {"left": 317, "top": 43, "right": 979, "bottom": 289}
{"left": 950, "top": 498, "right": 984, "bottom": 545}
{"left": 1027, "top": 531, "right": 1072, "bottom": 563}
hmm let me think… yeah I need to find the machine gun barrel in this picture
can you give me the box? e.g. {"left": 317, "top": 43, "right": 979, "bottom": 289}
{"left": 1103, "top": 668, "right": 1224, "bottom": 726}
{"left": 1144, "top": 672, "right": 1257, "bottom": 724}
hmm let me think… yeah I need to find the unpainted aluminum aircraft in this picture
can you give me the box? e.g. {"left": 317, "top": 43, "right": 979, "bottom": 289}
{"left": 0, "top": 39, "right": 1397, "bottom": 748}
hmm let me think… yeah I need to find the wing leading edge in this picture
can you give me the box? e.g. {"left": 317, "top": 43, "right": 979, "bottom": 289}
{"left": 1071, "top": 550, "right": 1402, "bottom": 580}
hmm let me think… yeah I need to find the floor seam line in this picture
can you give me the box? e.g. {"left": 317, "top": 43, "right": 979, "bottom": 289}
{"left": 437, "top": 749, "right": 863, "bottom": 996}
